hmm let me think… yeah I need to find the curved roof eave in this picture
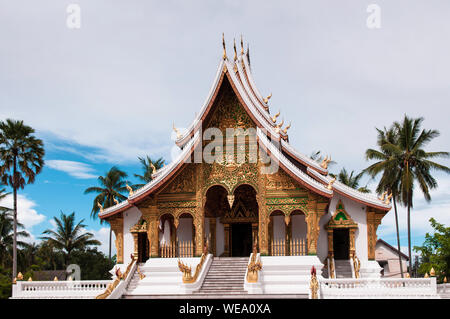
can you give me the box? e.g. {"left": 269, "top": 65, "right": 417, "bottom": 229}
{"left": 280, "top": 139, "right": 328, "bottom": 175}
{"left": 257, "top": 128, "right": 333, "bottom": 198}
{"left": 306, "top": 167, "right": 391, "bottom": 211}
{"left": 99, "top": 132, "right": 201, "bottom": 219}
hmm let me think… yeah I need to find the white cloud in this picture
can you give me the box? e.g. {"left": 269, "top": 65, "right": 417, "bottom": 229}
{"left": 46, "top": 160, "right": 97, "bottom": 179}
{"left": 0, "top": 194, "right": 46, "bottom": 242}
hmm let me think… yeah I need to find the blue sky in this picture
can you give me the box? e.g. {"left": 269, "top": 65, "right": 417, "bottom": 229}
{"left": 1, "top": 1, "right": 449, "bottom": 255}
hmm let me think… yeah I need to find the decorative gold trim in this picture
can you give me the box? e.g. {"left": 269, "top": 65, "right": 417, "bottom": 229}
{"left": 309, "top": 266, "right": 319, "bottom": 299}
{"left": 246, "top": 238, "right": 262, "bottom": 283}
{"left": 96, "top": 256, "right": 136, "bottom": 299}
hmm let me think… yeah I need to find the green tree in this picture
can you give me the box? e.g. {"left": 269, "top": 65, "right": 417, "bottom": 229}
{"left": 84, "top": 166, "right": 128, "bottom": 258}
{"left": 41, "top": 212, "right": 100, "bottom": 267}
{"left": 333, "top": 168, "right": 370, "bottom": 193}
{"left": 414, "top": 218, "right": 450, "bottom": 282}
{"left": 0, "top": 119, "right": 45, "bottom": 279}
{"left": 0, "top": 209, "right": 29, "bottom": 269}
{"left": 366, "top": 116, "right": 449, "bottom": 275}
{"left": 70, "top": 248, "right": 115, "bottom": 280}
{"left": 133, "top": 156, "right": 165, "bottom": 188}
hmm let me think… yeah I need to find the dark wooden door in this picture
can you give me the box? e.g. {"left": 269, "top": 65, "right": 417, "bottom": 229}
{"left": 333, "top": 229, "right": 350, "bottom": 260}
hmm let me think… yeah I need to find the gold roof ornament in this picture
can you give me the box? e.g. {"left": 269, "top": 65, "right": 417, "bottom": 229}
{"left": 53, "top": 276, "right": 58, "bottom": 281}
{"left": 240, "top": 34, "right": 244, "bottom": 55}
{"left": 17, "top": 272, "right": 23, "bottom": 281}
{"left": 150, "top": 162, "right": 156, "bottom": 174}
{"left": 405, "top": 272, "right": 410, "bottom": 278}
{"left": 444, "top": 276, "right": 447, "bottom": 283}
{"left": 113, "top": 197, "right": 119, "bottom": 205}
{"left": 430, "top": 267, "right": 436, "bottom": 277}
{"left": 28, "top": 277, "right": 32, "bottom": 281}
{"left": 126, "top": 183, "right": 134, "bottom": 196}
{"left": 378, "top": 191, "right": 387, "bottom": 201}
{"left": 320, "top": 156, "right": 332, "bottom": 169}
{"left": 222, "top": 33, "right": 227, "bottom": 60}
{"left": 172, "top": 122, "right": 182, "bottom": 140}
{"left": 384, "top": 192, "right": 393, "bottom": 205}
{"left": 233, "top": 38, "right": 237, "bottom": 62}
{"left": 67, "top": 276, "right": 73, "bottom": 281}
{"left": 327, "top": 177, "right": 336, "bottom": 190}
{"left": 264, "top": 93, "right": 272, "bottom": 104}
{"left": 424, "top": 272, "right": 429, "bottom": 278}
{"left": 97, "top": 201, "right": 104, "bottom": 213}
{"left": 271, "top": 110, "right": 280, "bottom": 123}
{"left": 282, "top": 122, "right": 291, "bottom": 134}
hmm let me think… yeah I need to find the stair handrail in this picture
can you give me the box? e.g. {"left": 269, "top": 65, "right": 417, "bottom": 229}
{"left": 329, "top": 256, "right": 336, "bottom": 279}
{"left": 352, "top": 255, "right": 361, "bottom": 279}
{"left": 177, "top": 237, "right": 209, "bottom": 284}
{"left": 246, "top": 239, "right": 262, "bottom": 283}
{"left": 309, "top": 266, "right": 319, "bottom": 299}
{"left": 96, "top": 255, "right": 137, "bottom": 299}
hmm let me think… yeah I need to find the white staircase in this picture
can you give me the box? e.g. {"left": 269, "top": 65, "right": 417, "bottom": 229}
{"left": 334, "top": 259, "right": 353, "bottom": 278}
{"left": 194, "top": 257, "right": 248, "bottom": 295}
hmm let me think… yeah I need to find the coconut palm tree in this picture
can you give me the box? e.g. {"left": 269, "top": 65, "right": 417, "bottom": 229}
{"left": 0, "top": 119, "right": 44, "bottom": 279}
{"left": 366, "top": 116, "right": 450, "bottom": 276}
{"left": 333, "top": 168, "right": 371, "bottom": 193}
{"left": 84, "top": 166, "right": 128, "bottom": 259}
{"left": 0, "top": 209, "right": 30, "bottom": 268}
{"left": 133, "top": 156, "right": 165, "bottom": 188}
{"left": 364, "top": 126, "right": 405, "bottom": 277}
{"left": 41, "top": 211, "right": 100, "bottom": 267}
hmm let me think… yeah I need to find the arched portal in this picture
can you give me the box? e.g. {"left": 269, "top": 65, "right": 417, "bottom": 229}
{"left": 204, "top": 184, "right": 258, "bottom": 257}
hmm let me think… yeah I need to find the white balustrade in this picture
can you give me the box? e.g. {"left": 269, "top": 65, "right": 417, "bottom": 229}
{"left": 319, "top": 277, "right": 439, "bottom": 299}
{"left": 12, "top": 280, "right": 111, "bottom": 299}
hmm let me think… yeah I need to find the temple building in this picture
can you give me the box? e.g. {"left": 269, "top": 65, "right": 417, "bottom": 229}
{"left": 97, "top": 37, "right": 393, "bottom": 296}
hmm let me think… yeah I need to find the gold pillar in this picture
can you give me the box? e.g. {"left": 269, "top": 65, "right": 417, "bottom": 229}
{"left": 285, "top": 215, "right": 291, "bottom": 256}
{"left": 349, "top": 228, "right": 356, "bottom": 258}
{"left": 108, "top": 214, "right": 124, "bottom": 264}
{"left": 258, "top": 195, "right": 269, "bottom": 255}
{"left": 367, "top": 210, "right": 384, "bottom": 260}
{"left": 327, "top": 229, "right": 334, "bottom": 258}
{"left": 224, "top": 224, "right": 230, "bottom": 257}
{"left": 305, "top": 200, "right": 327, "bottom": 255}
{"left": 252, "top": 222, "right": 258, "bottom": 252}
{"left": 268, "top": 216, "right": 273, "bottom": 255}
{"left": 141, "top": 206, "right": 159, "bottom": 258}
{"left": 193, "top": 215, "right": 204, "bottom": 257}
{"left": 209, "top": 218, "right": 217, "bottom": 256}
{"left": 132, "top": 232, "right": 139, "bottom": 260}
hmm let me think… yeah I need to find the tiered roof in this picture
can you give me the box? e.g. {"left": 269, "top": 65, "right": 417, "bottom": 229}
{"left": 99, "top": 40, "right": 390, "bottom": 219}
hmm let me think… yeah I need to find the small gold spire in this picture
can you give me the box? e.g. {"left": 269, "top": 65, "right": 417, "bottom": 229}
{"left": 113, "top": 196, "right": 119, "bottom": 205}
{"left": 271, "top": 110, "right": 280, "bottom": 123}
{"left": 424, "top": 272, "right": 429, "bottom": 278}
{"left": 150, "top": 162, "right": 156, "bottom": 174}
{"left": 233, "top": 38, "right": 237, "bottom": 62}
{"left": 97, "top": 201, "right": 104, "bottom": 213}
{"left": 405, "top": 272, "right": 410, "bottom": 278}
{"left": 54, "top": 276, "right": 58, "bottom": 281}
{"left": 282, "top": 122, "right": 291, "bottom": 134}
{"left": 378, "top": 191, "right": 387, "bottom": 201}
{"left": 17, "top": 272, "right": 23, "bottom": 281}
{"left": 173, "top": 122, "right": 182, "bottom": 139}
{"left": 240, "top": 35, "right": 244, "bottom": 55}
{"left": 263, "top": 93, "right": 272, "bottom": 104}
{"left": 320, "top": 156, "right": 332, "bottom": 169}
{"left": 222, "top": 33, "right": 227, "bottom": 60}
{"left": 28, "top": 277, "right": 32, "bottom": 281}
{"left": 126, "top": 183, "right": 134, "bottom": 196}
{"left": 444, "top": 276, "right": 447, "bottom": 283}
{"left": 430, "top": 267, "right": 436, "bottom": 277}
{"left": 327, "top": 177, "right": 336, "bottom": 190}
{"left": 384, "top": 192, "right": 393, "bottom": 205}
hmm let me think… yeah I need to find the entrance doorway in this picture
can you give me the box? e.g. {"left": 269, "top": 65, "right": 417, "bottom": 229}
{"left": 333, "top": 229, "right": 349, "bottom": 260}
{"left": 231, "top": 223, "right": 252, "bottom": 257}
{"left": 137, "top": 232, "right": 149, "bottom": 263}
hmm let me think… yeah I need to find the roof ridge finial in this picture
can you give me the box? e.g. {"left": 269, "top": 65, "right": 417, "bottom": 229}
{"left": 233, "top": 38, "right": 237, "bottom": 62}
{"left": 240, "top": 35, "right": 244, "bottom": 55}
{"left": 222, "top": 33, "right": 227, "bottom": 60}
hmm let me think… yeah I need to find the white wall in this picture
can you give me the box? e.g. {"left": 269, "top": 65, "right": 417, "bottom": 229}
{"left": 123, "top": 206, "right": 142, "bottom": 265}
{"left": 318, "top": 194, "right": 368, "bottom": 262}
{"left": 291, "top": 214, "right": 307, "bottom": 239}
{"left": 177, "top": 217, "right": 193, "bottom": 242}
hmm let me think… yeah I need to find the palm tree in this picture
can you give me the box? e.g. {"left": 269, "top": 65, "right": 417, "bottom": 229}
{"left": 365, "top": 126, "right": 405, "bottom": 277}
{"left": 366, "top": 116, "right": 450, "bottom": 276}
{"left": 133, "top": 156, "right": 165, "bottom": 188}
{"left": 41, "top": 212, "right": 100, "bottom": 267}
{"left": 0, "top": 209, "right": 30, "bottom": 269}
{"left": 84, "top": 166, "right": 128, "bottom": 259}
{"left": 0, "top": 119, "right": 44, "bottom": 279}
{"left": 334, "top": 168, "right": 371, "bottom": 193}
